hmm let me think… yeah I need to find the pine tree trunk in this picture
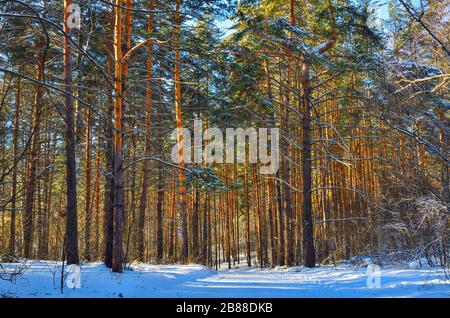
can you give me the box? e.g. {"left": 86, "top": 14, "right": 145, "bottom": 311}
{"left": 201, "top": 192, "right": 209, "bottom": 265}
{"left": 244, "top": 161, "right": 251, "bottom": 266}
{"left": 301, "top": 63, "right": 315, "bottom": 268}
{"left": 136, "top": 0, "right": 154, "bottom": 262}
{"left": 9, "top": 78, "right": 20, "bottom": 256}
{"left": 156, "top": 169, "right": 164, "bottom": 262}
{"left": 174, "top": 0, "right": 189, "bottom": 263}
{"left": 103, "top": 10, "right": 115, "bottom": 268}
{"left": 23, "top": 37, "right": 44, "bottom": 258}
{"left": 276, "top": 60, "right": 286, "bottom": 266}
{"left": 38, "top": 108, "right": 51, "bottom": 259}
{"left": 84, "top": 107, "right": 92, "bottom": 261}
{"left": 192, "top": 189, "right": 200, "bottom": 260}
{"left": 93, "top": 126, "right": 101, "bottom": 259}
{"left": 112, "top": 0, "right": 124, "bottom": 273}
{"left": 253, "top": 165, "right": 264, "bottom": 268}
{"left": 64, "top": 0, "right": 79, "bottom": 265}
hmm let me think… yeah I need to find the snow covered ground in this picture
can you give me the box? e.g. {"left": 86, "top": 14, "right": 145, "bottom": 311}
{"left": 0, "top": 261, "right": 449, "bottom": 298}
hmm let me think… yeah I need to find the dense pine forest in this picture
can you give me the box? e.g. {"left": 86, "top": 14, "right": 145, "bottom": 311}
{"left": 0, "top": 0, "right": 448, "bottom": 276}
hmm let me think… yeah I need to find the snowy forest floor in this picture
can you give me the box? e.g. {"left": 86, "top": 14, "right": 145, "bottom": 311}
{"left": 0, "top": 260, "right": 449, "bottom": 298}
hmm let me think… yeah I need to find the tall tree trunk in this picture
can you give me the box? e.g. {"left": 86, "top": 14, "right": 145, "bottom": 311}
{"left": 38, "top": 107, "right": 51, "bottom": 259}
{"left": 201, "top": 193, "right": 209, "bottom": 265}
{"left": 103, "top": 93, "right": 114, "bottom": 267}
{"left": 121, "top": 1, "right": 133, "bottom": 265}
{"left": 64, "top": 0, "right": 79, "bottom": 265}
{"left": 104, "top": 10, "right": 115, "bottom": 268}
{"left": 276, "top": 60, "right": 286, "bottom": 266}
{"left": 136, "top": 0, "right": 154, "bottom": 261}
{"left": 168, "top": 180, "right": 177, "bottom": 261}
{"left": 263, "top": 59, "right": 278, "bottom": 267}
{"left": 93, "top": 126, "right": 101, "bottom": 259}
{"left": 201, "top": 117, "right": 209, "bottom": 265}
{"left": 283, "top": 0, "right": 297, "bottom": 266}
{"left": 244, "top": 161, "right": 251, "bottom": 266}
{"left": 174, "top": 0, "right": 188, "bottom": 263}
{"left": 192, "top": 189, "right": 200, "bottom": 260}
{"left": 156, "top": 169, "right": 164, "bottom": 262}
{"left": 9, "top": 78, "right": 20, "bottom": 256}
{"left": 23, "top": 38, "right": 44, "bottom": 258}
{"left": 301, "top": 63, "right": 315, "bottom": 267}
{"left": 112, "top": 0, "right": 124, "bottom": 273}
{"left": 84, "top": 107, "right": 92, "bottom": 261}
{"left": 253, "top": 165, "right": 264, "bottom": 268}
{"left": 299, "top": 0, "right": 335, "bottom": 268}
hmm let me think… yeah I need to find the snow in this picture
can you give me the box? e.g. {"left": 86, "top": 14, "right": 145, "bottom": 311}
{"left": 408, "top": 261, "right": 419, "bottom": 270}
{"left": 0, "top": 261, "right": 449, "bottom": 298}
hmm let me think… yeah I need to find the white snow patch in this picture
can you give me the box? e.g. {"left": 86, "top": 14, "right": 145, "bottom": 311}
{"left": 0, "top": 261, "right": 449, "bottom": 298}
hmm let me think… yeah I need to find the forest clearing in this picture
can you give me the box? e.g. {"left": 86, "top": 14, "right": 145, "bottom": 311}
{"left": 1, "top": 260, "right": 449, "bottom": 297}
